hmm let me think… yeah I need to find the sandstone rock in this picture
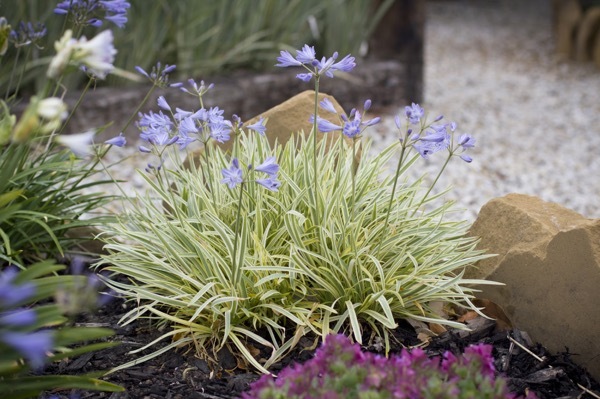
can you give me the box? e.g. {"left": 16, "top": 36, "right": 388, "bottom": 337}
{"left": 239, "top": 90, "right": 351, "bottom": 152}
{"left": 466, "top": 193, "right": 600, "bottom": 380}
{"left": 185, "top": 90, "right": 357, "bottom": 168}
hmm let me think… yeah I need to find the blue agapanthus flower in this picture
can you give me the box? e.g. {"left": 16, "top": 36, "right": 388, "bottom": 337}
{"left": 221, "top": 158, "right": 243, "bottom": 189}
{"left": 135, "top": 62, "right": 176, "bottom": 87}
{"left": 275, "top": 44, "right": 356, "bottom": 82}
{"left": 0, "top": 267, "right": 54, "bottom": 369}
{"left": 412, "top": 126, "right": 451, "bottom": 159}
{"left": 405, "top": 103, "right": 425, "bottom": 125}
{"left": 9, "top": 21, "right": 47, "bottom": 48}
{"left": 253, "top": 156, "right": 279, "bottom": 177}
{"left": 246, "top": 117, "right": 267, "bottom": 136}
{"left": 55, "top": 0, "right": 130, "bottom": 28}
{"left": 310, "top": 98, "right": 380, "bottom": 139}
{"left": 104, "top": 132, "right": 126, "bottom": 147}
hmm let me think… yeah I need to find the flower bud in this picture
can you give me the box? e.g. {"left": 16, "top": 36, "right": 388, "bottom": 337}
{"left": 11, "top": 102, "right": 40, "bottom": 143}
{"left": 0, "top": 17, "right": 11, "bottom": 56}
{"left": 0, "top": 100, "right": 16, "bottom": 145}
{"left": 47, "top": 30, "right": 75, "bottom": 79}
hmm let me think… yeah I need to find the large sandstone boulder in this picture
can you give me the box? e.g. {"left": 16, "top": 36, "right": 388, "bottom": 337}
{"left": 184, "top": 90, "right": 357, "bottom": 167}
{"left": 466, "top": 193, "right": 600, "bottom": 380}
{"left": 237, "top": 89, "right": 352, "bottom": 152}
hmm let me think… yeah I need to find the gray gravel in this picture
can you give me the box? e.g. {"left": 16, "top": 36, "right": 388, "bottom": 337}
{"left": 96, "top": 0, "right": 600, "bottom": 223}
{"left": 371, "top": 0, "right": 600, "bottom": 222}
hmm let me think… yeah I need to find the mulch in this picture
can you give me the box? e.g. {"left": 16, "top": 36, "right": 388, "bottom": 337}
{"left": 39, "top": 292, "right": 600, "bottom": 399}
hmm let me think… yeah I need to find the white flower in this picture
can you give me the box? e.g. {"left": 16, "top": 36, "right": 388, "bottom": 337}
{"left": 55, "top": 130, "right": 96, "bottom": 157}
{"left": 47, "top": 30, "right": 116, "bottom": 80}
{"left": 37, "top": 97, "right": 68, "bottom": 121}
{"left": 47, "top": 30, "right": 76, "bottom": 79}
{"left": 73, "top": 30, "right": 116, "bottom": 79}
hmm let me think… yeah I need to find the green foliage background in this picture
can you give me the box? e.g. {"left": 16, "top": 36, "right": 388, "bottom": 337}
{"left": 0, "top": 0, "right": 394, "bottom": 92}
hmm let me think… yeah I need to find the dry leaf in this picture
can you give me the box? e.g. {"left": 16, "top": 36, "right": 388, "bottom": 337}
{"left": 429, "top": 323, "right": 447, "bottom": 334}
{"left": 473, "top": 298, "right": 513, "bottom": 331}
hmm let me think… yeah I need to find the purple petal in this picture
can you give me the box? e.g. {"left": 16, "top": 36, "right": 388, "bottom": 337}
{"left": 246, "top": 117, "right": 267, "bottom": 136}
{"left": 2, "top": 331, "right": 54, "bottom": 369}
{"left": 134, "top": 66, "right": 149, "bottom": 78}
{"left": 319, "top": 98, "right": 338, "bottom": 114}
{"left": 275, "top": 50, "right": 301, "bottom": 67}
{"left": 256, "top": 178, "right": 281, "bottom": 192}
{"left": 309, "top": 115, "right": 342, "bottom": 133}
{"left": 296, "top": 73, "right": 313, "bottom": 82}
{"left": 104, "top": 133, "right": 126, "bottom": 147}
{"left": 296, "top": 44, "right": 316, "bottom": 64}
{"left": 254, "top": 156, "right": 279, "bottom": 177}
{"left": 363, "top": 117, "right": 381, "bottom": 126}
{"left": 0, "top": 309, "right": 37, "bottom": 327}
{"left": 330, "top": 54, "right": 356, "bottom": 73}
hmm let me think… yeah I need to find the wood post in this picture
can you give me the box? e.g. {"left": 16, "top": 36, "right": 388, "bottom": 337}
{"left": 369, "top": 0, "right": 425, "bottom": 103}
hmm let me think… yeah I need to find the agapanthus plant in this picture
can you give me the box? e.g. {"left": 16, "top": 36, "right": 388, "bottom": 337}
{"left": 0, "top": 262, "right": 123, "bottom": 398}
{"left": 54, "top": 0, "right": 131, "bottom": 29}
{"left": 98, "top": 68, "right": 497, "bottom": 375}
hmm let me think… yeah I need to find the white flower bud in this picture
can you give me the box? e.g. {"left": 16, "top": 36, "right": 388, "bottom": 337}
{"left": 55, "top": 130, "right": 96, "bottom": 157}
{"left": 47, "top": 30, "right": 76, "bottom": 79}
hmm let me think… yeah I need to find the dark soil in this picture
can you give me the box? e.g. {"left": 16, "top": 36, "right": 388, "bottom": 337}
{"left": 38, "top": 291, "right": 600, "bottom": 399}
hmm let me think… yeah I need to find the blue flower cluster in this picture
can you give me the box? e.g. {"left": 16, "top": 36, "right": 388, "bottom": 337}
{"left": 221, "top": 156, "right": 281, "bottom": 192}
{"left": 9, "top": 21, "right": 47, "bottom": 48}
{"left": 275, "top": 44, "right": 356, "bottom": 82}
{"left": 0, "top": 268, "right": 53, "bottom": 369}
{"left": 394, "top": 103, "right": 475, "bottom": 163}
{"left": 127, "top": 76, "right": 267, "bottom": 166}
{"left": 310, "top": 97, "right": 381, "bottom": 139}
{"left": 54, "top": 0, "right": 131, "bottom": 28}
{"left": 135, "top": 62, "right": 177, "bottom": 88}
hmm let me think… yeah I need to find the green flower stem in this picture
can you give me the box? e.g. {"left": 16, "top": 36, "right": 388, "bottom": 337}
{"left": 202, "top": 141, "right": 218, "bottom": 209}
{"left": 231, "top": 181, "right": 246, "bottom": 296}
{"left": 375, "top": 143, "right": 408, "bottom": 255}
{"left": 120, "top": 84, "right": 158, "bottom": 135}
{"left": 410, "top": 152, "right": 453, "bottom": 217}
{"left": 70, "top": 84, "right": 158, "bottom": 191}
{"left": 4, "top": 46, "right": 22, "bottom": 100}
{"left": 58, "top": 77, "right": 94, "bottom": 135}
{"left": 312, "top": 77, "right": 320, "bottom": 222}
{"left": 11, "top": 46, "right": 31, "bottom": 101}
{"left": 351, "top": 136, "right": 358, "bottom": 221}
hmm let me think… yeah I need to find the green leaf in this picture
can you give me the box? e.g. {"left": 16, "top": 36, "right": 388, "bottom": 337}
{"left": 0, "top": 375, "right": 123, "bottom": 399}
